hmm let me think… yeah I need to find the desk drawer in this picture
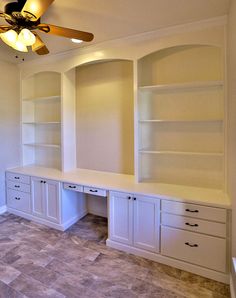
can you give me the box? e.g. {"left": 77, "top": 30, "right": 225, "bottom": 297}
{"left": 162, "top": 200, "right": 226, "bottom": 223}
{"left": 7, "top": 188, "right": 31, "bottom": 213}
{"left": 7, "top": 180, "right": 30, "bottom": 193}
{"left": 161, "top": 226, "right": 226, "bottom": 272}
{"left": 84, "top": 186, "right": 107, "bottom": 197}
{"left": 63, "top": 183, "right": 83, "bottom": 192}
{"left": 162, "top": 213, "right": 226, "bottom": 238}
{"left": 6, "top": 172, "right": 30, "bottom": 184}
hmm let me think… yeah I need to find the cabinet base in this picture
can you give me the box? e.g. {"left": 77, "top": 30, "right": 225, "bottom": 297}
{"left": 0, "top": 205, "right": 7, "bottom": 215}
{"left": 7, "top": 207, "right": 87, "bottom": 231}
{"left": 106, "top": 239, "right": 229, "bottom": 284}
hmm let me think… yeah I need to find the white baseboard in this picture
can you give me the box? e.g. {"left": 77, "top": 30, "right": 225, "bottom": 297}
{"left": 230, "top": 275, "right": 236, "bottom": 298}
{"left": 0, "top": 205, "right": 7, "bottom": 214}
{"left": 7, "top": 208, "right": 86, "bottom": 231}
{"left": 106, "top": 239, "right": 229, "bottom": 284}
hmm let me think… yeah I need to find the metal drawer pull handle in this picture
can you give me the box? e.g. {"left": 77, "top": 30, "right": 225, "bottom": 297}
{"left": 89, "top": 189, "right": 98, "bottom": 192}
{"left": 14, "top": 177, "right": 20, "bottom": 179}
{"left": 14, "top": 197, "right": 20, "bottom": 200}
{"left": 14, "top": 185, "right": 20, "bottom": 188}
{"left": 185, "top": 242, "right": 198, "bottom": 248}
{"left": 69, "top": 186, "right": 76, "bottom": 188}
{"left": 185, "top": 208, "right": 199, "bottom": 213}
{"left": 185, "top": 223, "right": 199, "bottom": 227}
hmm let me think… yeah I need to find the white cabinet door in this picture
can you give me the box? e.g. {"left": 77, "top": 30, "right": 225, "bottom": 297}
{"left": 31, "top": 177, "right": 45, "bottom": 218}
{"left": 109, "top": 191, "right": 133, "bottom": 245}
{"left": 133, "top": 196, "right": 160, "bottom": 252}
{"left": 45, "top": 180, "right": 60, "bottom": 223}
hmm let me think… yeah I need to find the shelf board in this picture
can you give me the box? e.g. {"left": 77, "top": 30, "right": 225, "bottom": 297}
{"left": 23, "top": 143, "right": 61, "bottom": 149}
{"left": 139, "top": 119, "right": 223, "bottom": 123}
{"left": 139, "top": 150, "right": 223, "bottom": 157}
{"left": 22, "top": 95, "right": 60, "bottom": 102}
{"left": 138, "top": 80, "right": 224, "bottom": 92}
{"left": 23, "top": 122, "right": 61, "bottom": 125}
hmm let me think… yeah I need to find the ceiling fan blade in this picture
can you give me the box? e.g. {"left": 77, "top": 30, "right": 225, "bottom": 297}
{"left": 38, "top": 23, "right": 94, "bottom": 42}
{"left": 32, "top": 33, "right": 45, "bottom": 52}
{"left": 0, "top": 25, "right": 11, "bottom": 33}
{"left": 21, "top": 0, "right": 55, "bottom": 21}
{"left": 35, "top": 44, "right": 49, "bottom": 55}
{"left": 0, "top": 11, "right": 12, "bottom": 21}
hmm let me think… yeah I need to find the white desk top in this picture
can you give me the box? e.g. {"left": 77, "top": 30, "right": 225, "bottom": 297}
{"left": 7, "top": 166, "right": 231, "bottom": 209}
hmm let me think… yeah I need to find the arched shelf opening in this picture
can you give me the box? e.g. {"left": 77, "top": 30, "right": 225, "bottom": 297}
{"left": 137, "top": 44, "right": 225, "bottom": 190}
{"left": 74, "top": 59, "right": 135, "bottom": 175}
{"left": 21, "top": 71, "right": 62, "bottom": 170}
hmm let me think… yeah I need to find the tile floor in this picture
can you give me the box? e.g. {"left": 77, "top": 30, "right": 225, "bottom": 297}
{"left": 0, "top": 213, "right": 230, "bottom": 298}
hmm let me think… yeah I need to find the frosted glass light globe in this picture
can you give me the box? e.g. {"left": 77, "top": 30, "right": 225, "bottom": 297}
{"left": 18, "top": 28, "right": 36, "bottom": 46}
{"left": 11, "top": 40, "right": 28, "bottom": 52}
{"left": 0, "top": 29, "right": 18, "bottom": 47}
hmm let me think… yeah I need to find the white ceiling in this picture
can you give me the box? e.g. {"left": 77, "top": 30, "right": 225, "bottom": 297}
{"left": 0, "top": 0, "right": 230, "bottom": 63}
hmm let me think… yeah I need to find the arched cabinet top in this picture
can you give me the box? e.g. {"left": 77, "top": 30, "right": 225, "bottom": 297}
{"left": 138, "top": 44, "right": 223, "bottom": 87}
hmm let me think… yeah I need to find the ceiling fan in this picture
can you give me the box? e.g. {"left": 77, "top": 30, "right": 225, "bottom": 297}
{"left": 0, "top": 0, "right": 94, "bottom": 55}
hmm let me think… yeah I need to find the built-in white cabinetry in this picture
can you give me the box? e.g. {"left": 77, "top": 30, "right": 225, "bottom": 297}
{"left": 161, "top": 200, "right": 227, "bottom": 273}
{"left": 31, "top": 177, "right": 60, "bottom": 223}
{"left": 109, "top": 191, "right": 160, "bottom": 252}
{"left": 6, "top": 173, "right": 31, "bottom": 214}
{"left": 22, "top": 72, "right": 62, "bottom": 170}
{"left": 137, "top": 45, "right": 225, "bottom": 189}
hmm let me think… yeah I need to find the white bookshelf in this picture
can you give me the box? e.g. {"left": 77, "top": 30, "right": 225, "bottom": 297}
{"left": 137, "top": 45, "right": 225, "bottom": 189}
{"left": 21, "top": 72, "right": 62, "bottom": 170}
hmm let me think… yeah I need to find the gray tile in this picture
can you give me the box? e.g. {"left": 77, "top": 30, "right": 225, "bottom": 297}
{"left": 0, "top": 260, "right": 21, "bottom": 284}
{"left": 0, "top": 280, "right": 25, "bottom": 298}
{"left": 9, "top": 274, "right": 65, "bottom": 298}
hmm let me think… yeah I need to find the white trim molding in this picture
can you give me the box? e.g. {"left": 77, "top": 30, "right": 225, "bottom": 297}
{"left": 231, "top": 258, "right": 236, "bottom": 298}
{"left": 0, "top": 205, "right": 7, "bottom": 214}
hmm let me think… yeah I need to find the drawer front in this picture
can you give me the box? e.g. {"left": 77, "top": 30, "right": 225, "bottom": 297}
{"left": 162, "top": 213, "right": 226, "bottom": 238}
{"left": 162, "top": 200, "right": 226, "bottom": 223}
{"left": 63, "top": 183, "right": 83, "bottom": 192}
{"left": 84, "top": 186, "right": 107, "bottom": 197}
{"left": 7, "top": 180, "right": 30, "bottom": 193}
{"left": 161, "top": 226, "right": 226, "bottom": 272}
{"left": 7, "top": 188, "right": 31, "bottom": 213}
{"left": 6, "top": 172, "right": 30, "bottom": 184}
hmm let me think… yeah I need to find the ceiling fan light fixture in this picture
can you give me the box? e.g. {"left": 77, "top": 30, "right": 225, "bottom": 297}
{"left": 18, "top": 28, "right": 36, "bottom": 46}
{"left": 71, "top": 38, "right": 83, "bottom": 44}
{"left": 0, "top": 29, "right": 18, "bottom": 47}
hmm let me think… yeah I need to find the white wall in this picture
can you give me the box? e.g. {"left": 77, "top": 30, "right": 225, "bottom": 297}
{"left": 0, "top": 61, "right": 20, "bottom": 207}
{"left": 227, "top": 0, "right": 236, "bottom": 293}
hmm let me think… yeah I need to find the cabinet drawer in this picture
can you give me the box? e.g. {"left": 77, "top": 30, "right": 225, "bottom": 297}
{"left": 84, "top": 186, "right": 107, "bottom": 197}
{"left": 7, "top": 180, "right": 30, "bottom": 193}
{"left": 6, "top": 172, "right": 30, "bottom": 184}
{"left": 161, "top": 226, "right": 226, "bottom": 272}
{"left": 162, "top": 213, "right": 226, "bottom": 238}
{"left": 63, "top": 183, "right": 83, "bottom": 192}
{"left": 162, "top": 200, "right": 226, "bottom": 223}
{"left": 7, "top": 188, "right": 31, "bottom": 213}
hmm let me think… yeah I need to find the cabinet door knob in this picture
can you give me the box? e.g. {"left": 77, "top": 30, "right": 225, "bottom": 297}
{"left": 133, "top": 197, "right": 136, "bottom": 201}
{"left": 40, "top": 180, "right": 44, "bottom": 183}
{"left": 185, "top": 208, "right": 199, "bottom": 213}
{"left": 128, "top": 196, "right": 131, "bottom": 200}
{"left": 185, "top": 242, "right": 198, "bottom": 248}
{"left": 44, "top": 181, "right": 46, "bottom": 184}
